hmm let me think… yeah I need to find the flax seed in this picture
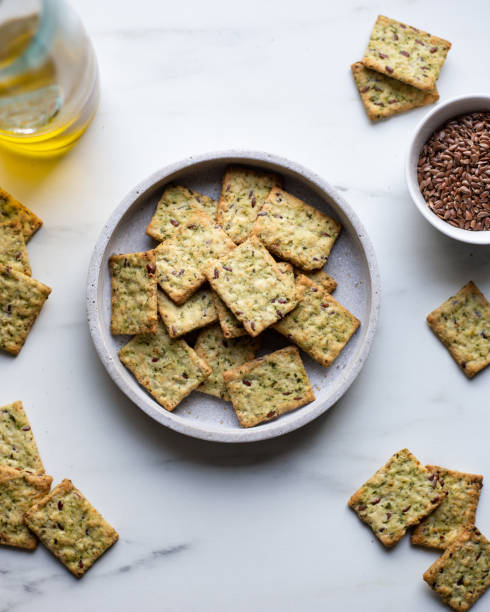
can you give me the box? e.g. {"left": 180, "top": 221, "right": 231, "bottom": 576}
{"left": 418, "top": 112, "right": 490, "bottom": 230}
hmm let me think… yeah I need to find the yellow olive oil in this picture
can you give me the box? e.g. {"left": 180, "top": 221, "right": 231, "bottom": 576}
{"left": 0, "top": 6, "right": 99, "bottom": 156}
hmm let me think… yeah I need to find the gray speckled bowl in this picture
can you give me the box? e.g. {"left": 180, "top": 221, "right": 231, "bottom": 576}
{"left": 86, "top": 151, "right": 380, "bottom": 443}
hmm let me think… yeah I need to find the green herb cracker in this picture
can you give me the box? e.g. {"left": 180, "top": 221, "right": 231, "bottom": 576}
{"left": 412, "top": 466, "right": 483, "bottom": 550}
{"left": 362, "top": 15, "right": 451, "bottom": 92}
{"left": 274, "top": 275, "right": 359, "bottom": 368}
{"left": 423, "top": 526, "right": 490, "bottom": 611}
{"left": 146, "top": 184, "right": 218, "bottom": 242}
{"left": 195, "top": 324, "right": 259, "bottom": 400}
{"left": 119, "top": 319, "right": 212, "bottom": 411}
{"left": 0, "top": 220, "right": 31, "bottom": 275}
{"left": 0, "top": 466, "right": 52, "bottom": 550}
{"left": 0, "top": 264, "right": 51, "bottom": 356}
{"left": 155, "top": 212, "right": 235, "bottom": 304}
{"left": 217, "top": 166, "right": 282, "bottom": 244}
{"left": 253, "top": 188, "right": 341, "bottom": 270}
{"left": 348, "top": 448, "right": 446, "bottom": 548}
{"left": 0, "top": 400, "right": 44, "bottom": 473}
{"left": 24, "top": 479, "right": 119, "bottom": 577}
{"left": 427, "top": 281, "right": 490, "bottom": 378}
{"left": 0, "top": 187, "right": 42, "bottom": 242}
{"left": 211, "top": 261, "right": 295, "bottom": 338}
{"left": 109, "top": 250, "right": 158, "bottom": 335}
{"left": 157, "top": 287, "right": 217, "bottom": 338}
{"left": 223, "top": 346, "right": 315, "bottom": 427}
{"left": 205, "top": 237, "right": 302, "bottom": 337}
{"left": 351, "top": 61, "right": 438, "bottom": 121}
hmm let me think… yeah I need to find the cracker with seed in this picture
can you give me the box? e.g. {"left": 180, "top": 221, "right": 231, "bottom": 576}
{"left": 0, "top": 401, "right": 44, "bottom": 473}
{"left": 205, "top": 237, "right": 303, "bottom": 337}
{"left": 212, "top": 261, "right": 295, "bottom": 338}
{"left": 293, "top": 267, "right": 337, "bottom": 293}
{"left": 412, "top": 467, "right": 483, "bottom": 550}
{"left": 274, "top": 275, "right": 359, "bottom": 368}
{"left": 24, "top": 479, "right": 118, "bottom": 577}
{"left": 217, "top": 166, "right": 282, "bottom": 244}
{"left": 351, "top": 61, "right": 439, "bottom": 121}
{"left": 157, "top": 287, "right": 217, "bottom": 338}
{"left": 212, "top": 291, "right": 248, "bottom": 338}
{"left": 0, "top": 264, "right": 51, "bottom": 356}
{"left": 155, "top": 212, "right": 235, "bottom": 304}
{"left": 253, "top": 188, "right": 341, "bottom": 270}
{"left": 0, "top": 187, "right": 42, "bottom": 242}
{"left": 146, "top": 184, "right": 218, "bottom": 242}
{"left": 362, "top": 15, "right": 451, "bottom": 92}
{"left": 0, "top": 220, "right": 31, "bottom": 275}
{"left": 119, "top": 319, "right": 212, "bottom": 411}
{"left": 195, "top": 324, "right": 259, "bottom": 400}
{"left": 0, "top": 466, "right": 52, "bottom": 550}
{"left": 223, "top": 346, "right": 314, "bottom": 427}
{"left": 427, "top": 281, "right": 490, "bottom": 378}
{"left": 423, "top": 526, "right": 490, "bottom": 611}
{"left": 348, "top": 448, "right": 446, "bottom": 548}
{"left": 110, "top": 251, "right": 158, "bottom": 335}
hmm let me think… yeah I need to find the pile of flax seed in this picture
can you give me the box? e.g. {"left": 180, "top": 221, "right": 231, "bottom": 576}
{"left": 417, "top": 111, "right": 490, "bottom": 231}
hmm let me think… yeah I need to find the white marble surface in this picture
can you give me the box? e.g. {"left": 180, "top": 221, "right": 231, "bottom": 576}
{"left": 1, "top": 1, "right": 489, "bottom": 610}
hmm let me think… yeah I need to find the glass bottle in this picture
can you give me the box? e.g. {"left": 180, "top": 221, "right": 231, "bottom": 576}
{"left": 0, "top": 0, "right": 99, "bottom": 156}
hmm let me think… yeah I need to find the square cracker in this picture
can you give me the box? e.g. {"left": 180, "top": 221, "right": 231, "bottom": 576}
{"left": 146, "top": 184, "right": 218, "bottom": 242}
{"left": 212, "top": 261, "right": 295, "bottom": 338}
{"left": 24, "top": 479, "right": 118, "bottom": 577}
{"left": 412, "top": 466, "right": 483, "bottom": 550}
{"left": 109, "top": 250, "right": 158, "bottom": 335}
{"left": 223, "top": 346, "right": 315, "bottom": 428}
{"left": 351, "top": 61, "right": 438, "bottom": 121}
{"left": 427, "top": 281, "right": 490, "bottom": 378}
{"left": 293, "top": 267, "right": 337, "bottom": 294}
{"left": 362, "top": 15, "right": 451, "bottom": 92}
{"left": 217, "top": 166, "right": 282, "bottom": 244}
{"left": 0, "top": 400, "right": 44, "bottom": 473}
{"left": 119, "top": 319, "right": 212, "bottom": 411}
{"left": 195, "top": 324, "right": 259, "bottom": 401}
{"left": 423, "top": 526, "right": 490, "bottom": 611}
{"left": 253, "top": 187, "right": 341, "bottom": 271}
{"left": 274, "top": 275, "right": 359, "bottom": 368}
{"left": 157, "top": 287, "right": 217, "bottom": 338}
{"left": 348, "top": 448, "right": 446, "bottom": 548}
{"left": 205, "top": 237, "right": 303, "bottom": 337}
{"left": 155, "top": 212, "right": 235, "bottom": 304}
{"left": 0, "top": 264, "right": 51, "bottom": 356}
{"left": 0, "top": 466, "right": 52, "bottom": 550}
{"left": 0, "top": 187, "right": 42, "bottom": 242}
{"left": 0, "top": 220, "right": 31, "bottom": 275}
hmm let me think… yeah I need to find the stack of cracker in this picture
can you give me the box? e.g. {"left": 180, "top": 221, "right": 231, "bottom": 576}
{"left": 111, "top": 166, "right": 361, "bottom": 428}
{"left": 0, "top": 400, "right": 118, "bottom": 577}
{"left": 0, "top": 188, "right": 52, "bottom": 355}
{"left": 351, "top": 15, "right": 451, "bottom": 121}
{"left": 349, "top": 448, "right": 489, "bottom": 611}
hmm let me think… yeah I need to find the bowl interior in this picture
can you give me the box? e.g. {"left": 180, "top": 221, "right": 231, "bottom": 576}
{"left": 88, "top": 154, "right": 379, "bottom": 442}
{"left": 407, "top": 95, "right": 490, "bottom": 245}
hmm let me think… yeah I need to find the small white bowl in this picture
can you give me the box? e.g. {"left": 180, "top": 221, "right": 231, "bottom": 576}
{"left": 406, "top": 93, "right": 490, "bottom": 245}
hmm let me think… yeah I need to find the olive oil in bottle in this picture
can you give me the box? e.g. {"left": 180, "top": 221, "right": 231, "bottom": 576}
{"left": 0, "top": 0, "right": 99, "bottom": 156}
